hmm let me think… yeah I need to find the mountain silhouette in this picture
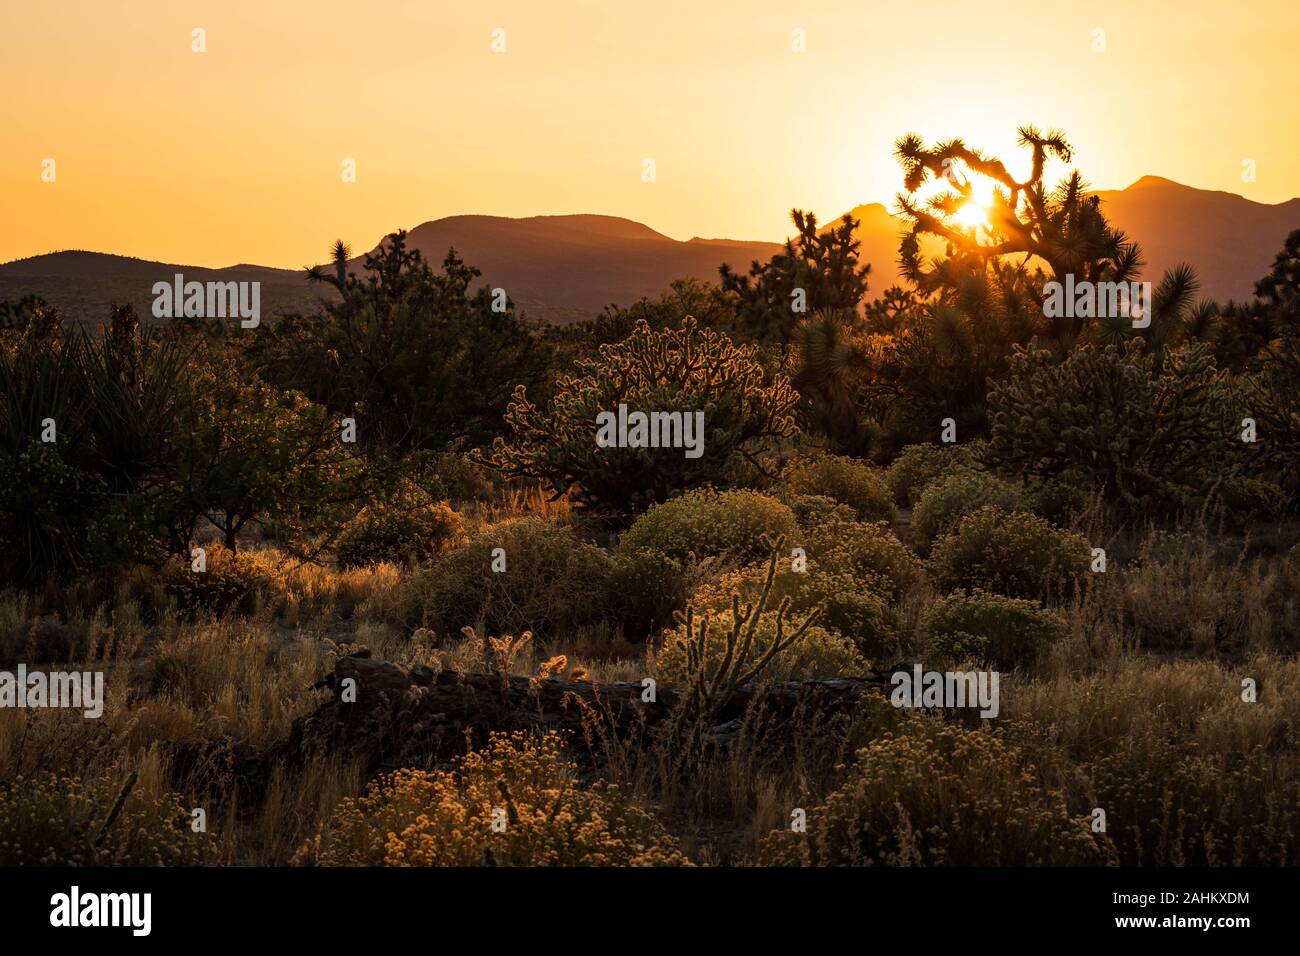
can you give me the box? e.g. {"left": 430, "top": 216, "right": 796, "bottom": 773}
{"left": 1092, "top": 176, "right": 1300, "bottom": 303}
{"left": 362, "top": 214, "right": 782, "bottom": 323}
{"left": 2, "top": 179, "right": 1294, "bottom": 324}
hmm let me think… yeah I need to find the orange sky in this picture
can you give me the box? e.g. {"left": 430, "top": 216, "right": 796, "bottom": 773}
{"left": 2, "top": 0, "right": 1297, "bottom": 268}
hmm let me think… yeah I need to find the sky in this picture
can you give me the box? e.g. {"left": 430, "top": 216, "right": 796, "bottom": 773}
{"left": 2, "top": 0, "right": 1297, "bottom": 268}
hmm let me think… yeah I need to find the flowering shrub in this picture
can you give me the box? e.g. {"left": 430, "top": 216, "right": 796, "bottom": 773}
{"left": 784, "top": 494, "right": 858, "bottom": 531}
{"left": 403, "top": 517, "right": 614, "bottom": 638}
{"left": 162, "top": 544, "right": 281, "bottom": 617}
{"left": 924, "top": 588, "right": 1065, "bottom": 669}
{"left": 335, "top": 487, "right": 465, "bottom": 569}
{"left": 0, "top": 773, "right": 212, "bottom": 866}
{"left": 927, "top": 507, "right": 1091, "bottom": 602}
{"left": 807, "top": 519, "right": 924, "bottom": 600}
{"left": 761, "top": 722, "right": 1104, "bottom": 866}
{"left": 781, "top": 455, "right": 894, "bottom": 522}
{"left": 295, "top": 732, "right": 689, "bottom": 866}
{"left": 619, "top": 488, "right": 797, "bottom": 563}
{"left": 911, "top": 470, "right": 1021, "bottom": 552}
{"left": 884, "top": 440, "right": 988, "bottom": 505}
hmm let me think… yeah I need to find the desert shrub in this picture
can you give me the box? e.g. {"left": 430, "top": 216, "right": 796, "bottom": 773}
{"left": 1205, "top": 474, "right": 1284, "bottom": 525}
{"left": 1020, "top": 476, "right": 1091, "bottom": 525}
{"left": 295, "top": 732, "right": 688, "bottom": 866}
{"left": 988, "top": 342, "right": 1243, "bottom": 514}
{"left": 656, "top": 611, "right": 867, "bottom": 686}
{"left": 335, "top": 487, "right": 465, "bottom": 569}
{"left": 1121, "top": 530, "right": 1271, "bottom": 652}
{"left": 604, "top": 548, "right": 693, "bottom": 641}
{"left": 0, "top": 772, "right": 212, "bottom": 865}
{"left": 928, "top": 507, "right": 1091, "bottom": 602}
{"left": 484, "top": 317, "right": 798, "bottom": 515}
{"left": 884, "top": 440, "right": 987, "bottom": 505}
{"left": 781, "top": 455, "right": 894, "bottom": 522}
{"left": 924, "top": 588, "right": 1065, "bottom": 669}
{"left": 403, "top": 517, "right": 613, "bottom": 638}
{"left": 761, "top": 722, "right": 1104, "bottom": 865}
{"left": 425, "top": 451, "right": 503, "bottom": 502}
{"left": 911, "top": 470, "right": 1020, "bottom": 552}
{"left": 784, "top": 494, "right": 858, "bottom": 531}
{"left": 619, "top": 488, "right": 797, "bottom": 563}
{"left": 688, "top": 560, "right": 899, "bottom": 659}
{"left": 162, "top": 544, "right": 282, "bottom": 617}
{"left": 807, "top": 520, "right": 924, "bottom": 600}
{"left": 1085, "top": 730, "right": 1300, "bottom": 865}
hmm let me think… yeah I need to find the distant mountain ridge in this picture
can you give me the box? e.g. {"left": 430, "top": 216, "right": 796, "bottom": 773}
{"left": 2, "top": 178, "right": 1295, "bottom": 324}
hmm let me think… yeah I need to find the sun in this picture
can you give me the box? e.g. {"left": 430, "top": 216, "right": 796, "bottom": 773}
{"left": 952, "top": 176, "right": 997, "bottom": 233}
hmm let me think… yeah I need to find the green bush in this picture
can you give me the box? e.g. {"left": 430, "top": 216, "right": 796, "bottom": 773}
{"left": 784, "top": 494, "right": 858, "bottom": 531}
{"left": 656, "top": 611, "right": 867, "bottom": 686}
{"left": 927, "top": 507, "right": 1091, "bottom": 602}
{"left": 688, "top": 559, "right": 900, "bottom": 659}
{"left": 619, "top": 488, "right": 797, "bottom": 563}
{"left": 884, "top": 441, "right": 987, "bottom": 505}
{"left": 1020, "top": 476, "right": 1091, "bottom": 525}
{"left": 605, "top": 547, "right": 693, "bottom": 641}
{"left": 924, "top": 588, "right": 1065, "bottom": 669}
{"left": 335, "top": 488, "right": 465, "bottom": 569}
{"left": 761, "top": 722, "right": 1104, "bottom": 866}
{"left": 911, "top": 470, "right": 1020, "bottom": 552}
{"left": 0, "top": 772, "right": 212, "bottom": 866}
{"left": 403, "top": 517, "right": 613, "bottom": 638}
{"left": 781, "top": 455, "right": 894, "bottom": 522}
{"left": 162, "top": 544, "right": 280, "bottom": 617}
{"left": 807, "top": 519, "right": 924, "bottom": 600}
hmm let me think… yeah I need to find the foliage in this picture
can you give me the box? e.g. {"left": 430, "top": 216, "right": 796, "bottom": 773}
{"left": 780, "top": 454, "right": 894, "bottom": 522}
{"left": 295, "top": 732, "right": 689, "bottom": 866}
{"left": 688, "top": 559, "right": 900, "bottom": 659}
{"left": 403, "top": 517, "right": 613, "bottom": 639}
{"left": 0, "top": 772, "right": 212, "bottom": 866}
{"left": 988, "top": 342, "right": 1243, "bottom": 513}
{"left": 924, "top": 588, "right": 1065, "bottom": 669}
{"left": 619, "top": 488, "right": 797, "bottom": 563}
{"left": 335, "top": 486, "right": 465, "bottom": 569}
{"left": 883, "top": 441, "right": 987, "bottom": 505}
{"left": 485, "top": 317, "right": 798, "bottom": 516}
{"left": 761, "top": 722, "right": 1104, "bottom": 865}
{"left": 250, "top": 231, "right": 544, "bottom": 454}
{"left": 911, "top": 469, "right": 1020, "bottom": 552}
{"left": 806, "top": 519, "right": 924, "bottom": 600}
{"left": 719, "top": 209, "right": 871, "bottom": 345}
{"left": 162, "top": 544, "right": 281, "bottom": 617}
{"left": 927, "top": 507, "right": 1092, "bottom": 602}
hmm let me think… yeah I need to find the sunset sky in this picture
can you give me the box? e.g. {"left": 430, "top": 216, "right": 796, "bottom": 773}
{"left": 3, "top": 0, "right": 1297, "bottom": 268}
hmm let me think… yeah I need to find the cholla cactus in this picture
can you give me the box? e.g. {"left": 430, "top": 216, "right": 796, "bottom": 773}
{"left": 988, "top": 341, "right": 1242, "bottom": 512}
{"left": 662, "top": 538, "right": 824, "bottom": 763}
{"left": 483, "top": 317, "right": 797, "bottom": 515}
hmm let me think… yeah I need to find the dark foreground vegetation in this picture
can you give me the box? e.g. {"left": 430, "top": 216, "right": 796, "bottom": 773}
{"left": 2, "top": 129, "right": 1299, "bottom": 866}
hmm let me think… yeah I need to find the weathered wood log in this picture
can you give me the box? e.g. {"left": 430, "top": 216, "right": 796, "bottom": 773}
{"left": 269, "top": 654, "right": 899, "bottom": 775}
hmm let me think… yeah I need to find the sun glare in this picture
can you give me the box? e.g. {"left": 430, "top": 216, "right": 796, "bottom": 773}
{"left": 952, "top": 175, "right": 997, "bottom": 233}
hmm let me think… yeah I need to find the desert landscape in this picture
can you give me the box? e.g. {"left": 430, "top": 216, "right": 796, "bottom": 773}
{"left": 0, "top": 0, "right": 1295, "bottom": 938}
